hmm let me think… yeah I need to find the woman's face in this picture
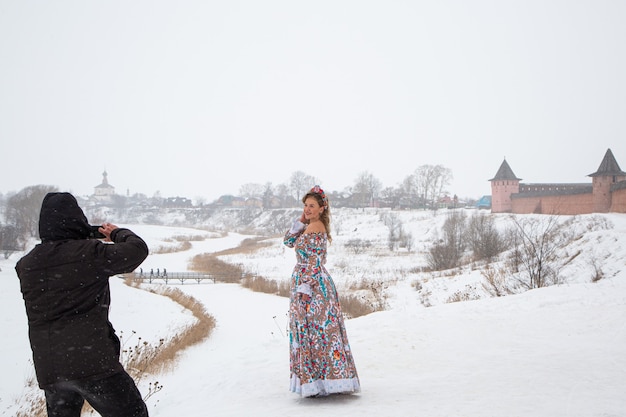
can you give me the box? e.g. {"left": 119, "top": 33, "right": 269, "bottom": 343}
{"left": 303, "top": 197, "right": 324, "bottom": 221}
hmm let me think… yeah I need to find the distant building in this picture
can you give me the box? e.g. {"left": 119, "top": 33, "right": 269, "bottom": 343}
{"left": 164, "top": 197, "right": 193, "bottom": 208}
{"left": 490, "top": 148, "right": 626, "bottom": 214}
{"left": 244, "top": 197, "right": 263, "bottom": 208}
{"left": 476, "top": 195, "right": 492, "bottom": 210}
{"left": 215, "top": 195, "right": 246, "bottom": 207}
{"left": 93, "top": 170, "right": 115, "bottom": 202}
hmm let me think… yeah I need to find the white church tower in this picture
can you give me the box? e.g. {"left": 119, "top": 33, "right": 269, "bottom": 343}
{"left": 93, "top": 170, "right": 115, "bottom": 202}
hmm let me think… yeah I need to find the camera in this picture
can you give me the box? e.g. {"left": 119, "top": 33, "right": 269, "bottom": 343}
{"left": 90, "top": 225, "right": 106, "bottom": 239}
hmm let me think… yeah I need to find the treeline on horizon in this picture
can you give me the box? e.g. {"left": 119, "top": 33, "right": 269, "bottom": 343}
{"left": 1, "top": 164, "right": 477, "bottom": 210}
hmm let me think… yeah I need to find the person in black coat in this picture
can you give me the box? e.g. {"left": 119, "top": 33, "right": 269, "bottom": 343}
{"left": 15, "top": 192, "right": 149, "bottom": 417}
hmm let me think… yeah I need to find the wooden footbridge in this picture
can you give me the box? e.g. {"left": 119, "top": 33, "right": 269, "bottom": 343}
{"left": 127, "top": 271, "right": 222, "bottom": 284}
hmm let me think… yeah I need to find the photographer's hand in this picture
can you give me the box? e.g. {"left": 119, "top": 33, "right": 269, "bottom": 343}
{"left": 98, "top": 223, "right": 118, "bottom": 242}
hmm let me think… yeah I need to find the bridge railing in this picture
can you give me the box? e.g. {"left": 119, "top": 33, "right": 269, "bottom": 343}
{"left": 127, "top": 271, "right": 217, "bottom": 284}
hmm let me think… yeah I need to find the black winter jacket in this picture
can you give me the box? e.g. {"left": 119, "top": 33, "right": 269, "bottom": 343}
{"left": 15, "top": 193, "right": 148, "bottom": 388}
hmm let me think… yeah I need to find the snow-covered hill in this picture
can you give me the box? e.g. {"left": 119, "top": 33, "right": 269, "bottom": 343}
{"left": 1, "top": 210, "right": 625, "bottom": 416}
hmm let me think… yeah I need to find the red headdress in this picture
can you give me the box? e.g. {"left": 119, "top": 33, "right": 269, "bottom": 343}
{"left": 309, "top": 185, "right": 328, "bottom": 208}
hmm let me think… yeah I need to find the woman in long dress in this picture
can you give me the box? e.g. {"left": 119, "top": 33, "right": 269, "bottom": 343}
{"left": 283, "top": 185, "right": 360, "bottom": 397}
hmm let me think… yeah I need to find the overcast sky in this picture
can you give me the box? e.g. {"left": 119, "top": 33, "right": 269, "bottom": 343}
{"left": 1, "top": 1, "right": 625, "bottom": 203}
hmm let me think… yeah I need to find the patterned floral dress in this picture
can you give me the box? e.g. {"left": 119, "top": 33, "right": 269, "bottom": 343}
{"left": 284, "top": 220, "right": 361, "bottom": 397}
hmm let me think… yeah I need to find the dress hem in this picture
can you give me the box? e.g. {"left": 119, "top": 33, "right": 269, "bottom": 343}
{"left": 290, "top": 375, "right": 361, "bottom": 398}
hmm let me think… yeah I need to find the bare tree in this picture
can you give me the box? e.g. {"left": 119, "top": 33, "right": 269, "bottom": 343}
{"left": 379, "top": 186, "right": 402, "bottom": 208}
{"left": 0, "top": 224, "right": 21, "bottom": 258}
{"left": 432, "top": 165, "right": 453, "bottom": 205}
{"left": 400, "top": 174, "right": 415, "bottom": 194}
{"left": 442, "top": 209, "right": 466, "bottom": 259}
{"left": 466, "top": 212, "right": 510, "bottom": 262}
{"left": 427, "top": 210, "right": 467, "bottom": 270}
{"left": 274, "top": 183, "right": 294, "bottom": 207}
{"left": 381, "top": 212, "right": 402, "bottom": 251}
{"left": 399, "top": 174, "right": 423, "bottom": 208}
{"left": 0, "top": 192, "right": 6, "bottom": 220}
{"left": 509, "top": 215, "right": 573, "bottom": 289}
{"left": 5, "top": 185, "right": 58, "bottom": 239}
{"left": 261, "top": 182, "right": 275, "bottom": 209}
{"left": 289, "top": 171, "right": 317, "bottom": 204}
{"left": 427, "top": 240, "right": 458, "bottom": 271}
{"left": 414, "top": 165, "right": 452, "bottom": 209}
{"left": 481, "top": 265, "right": 515, "bottom": 297}
{"left": 239, "top": 183, "right": 265, "bottom": 198}
{"left": 345, "top": 238, "right": 372, "bottom": 255}
{"left": 110, "top": 194, "right": 128, "bottom": 214}
{"left": 353, "top": 171, "right": 382, "bottom": 207}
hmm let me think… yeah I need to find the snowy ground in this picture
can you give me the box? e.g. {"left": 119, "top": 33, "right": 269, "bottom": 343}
{"left": 1, "top": 212, "right": 625, "bottom": 416}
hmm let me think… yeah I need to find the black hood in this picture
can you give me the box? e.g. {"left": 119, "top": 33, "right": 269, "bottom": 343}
{"left": 38, "top": 192, "right": 92, "bottom": 242}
